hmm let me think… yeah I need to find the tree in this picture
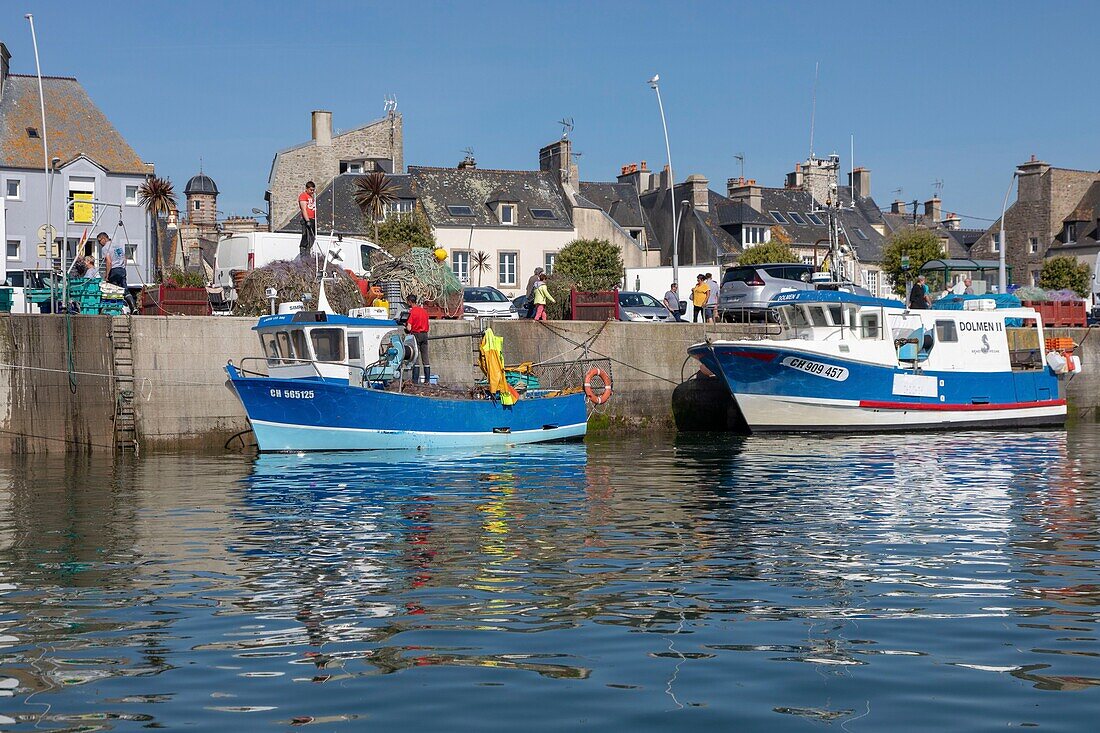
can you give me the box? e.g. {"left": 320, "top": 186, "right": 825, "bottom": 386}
{"left": 738, "top": 240, "right": 799, "bottom": 266}
{"left": 471, "top": 250, "right": 492, "bottom": 286}
{"left": 881, "top": 227, "right": 945, "bottom": 296}
{"left": 375, "top": 209, "right": 436, "bottom": 258}
{"left": 553, "top": 238, "right": 624, "bottom": 291}
{"left": 353, "top": 172, "right": 397, "bottom": 241}
{"left": 1039, "top": 256, "right": 1091, "bottom": 297}
{"left": 138, "top": 176, "right": 177, "bottom": 277}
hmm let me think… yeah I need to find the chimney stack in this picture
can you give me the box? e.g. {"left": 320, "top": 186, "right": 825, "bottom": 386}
{"left": 311, "top": 110, "right": 333, "bottom": 147}
{"left": 943, "top": 212, "right": 961, "bottom": 230}
{"left": 539, "top": 138, "right": 578, "bottom": 187}
{"left": 728, "top": 178, "right": 762, "bottom": 213}
{"left": 923, "top": 196, "right": 941, "bottom": 223}
{"left": 0, "top": 43, "right": 10, "bottom": 101}
{"left": 617, "top": 162, "right": 655, "bottom": 193}
{"left": 686, "top": 174, "right": 709, "bottom": 213}
{"left": 849, "top": 167, "right": 871, "bottom": 199}
{"left": 891, "top": 200, "right": 908, "bottom": 215}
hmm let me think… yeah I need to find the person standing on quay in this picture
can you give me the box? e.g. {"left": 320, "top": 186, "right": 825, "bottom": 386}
{"left": 663, "top": 282, "right": 683, "bottom": 322}
{"left": 298, "top": 180, "right": 317, "bottom": 258}
{"left": 705, "top": 272, "right": 719, "bottom": 323}
{"left": 532, "top": 273, "right": 554, "bottom": 321}
{"left": 909, "top": 274, "right": 931, "bottom": 310}
{"left": 405, "top": 293, "right": 431, "bottom": 383}
{"left": 524, "top": 266, "right": 543, "bottom": 318}
{"left": 691, "top": 274, "right": 709, "bottom": 322}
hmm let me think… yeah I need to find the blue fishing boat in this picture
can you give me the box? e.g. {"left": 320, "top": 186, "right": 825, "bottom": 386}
{"left": 688, "top": 290, "right": 1080, "bottom": 433}
{"left": 226, "top": 311, "right": 593, "bottom": 451}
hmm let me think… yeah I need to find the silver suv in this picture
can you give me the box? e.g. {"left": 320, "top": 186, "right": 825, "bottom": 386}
{"left": 718, "top": 263, "right": 814, "bottom": 321}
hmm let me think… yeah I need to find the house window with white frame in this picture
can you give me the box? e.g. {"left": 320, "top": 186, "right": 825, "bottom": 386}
{"left": 865, "top": 269, "right": 880, "bottom": 298}
{"left": 743, "top": 225, "right": 766, "bottom": 246}
{"left": 544, "top": 252, "right": 556, "bottom": 275}
{"left": 499, "top": 203, "right": 516, "bottom": 225}
{"left": 6, "top": 239, "right": 20, "bottom": 261}
{"left": 125, "top": 241, "right": 139, "bottom": 264}
{"left": 125, "top": 184, "right": 140, "bottom": 206}
{"left": 990, "top": 233, "right": 1000, "bottom": 253}
{"left": 1066, "top": 223, "right": 1077, "bottom": 244}
{"left": 451, "top": 250, "right": 470, "bottom": 283}
{"left": 498, "top": 251, "right": 518, "bottom": 287}
{"left": 5, "top": 179, "right": 21, "bottom": 200}
{"left": 384, "top": 199, "right": 414, "bottom": 218}
{"left": 1028, "top": 237, "right": 1038, "bottom": 254}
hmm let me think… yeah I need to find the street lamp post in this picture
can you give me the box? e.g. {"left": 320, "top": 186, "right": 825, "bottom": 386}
{"left": 648, "top": 74, "right": 679, "bottom": 288}
{"left": 998, "top": 169, "right": 1022, "bottom": 293}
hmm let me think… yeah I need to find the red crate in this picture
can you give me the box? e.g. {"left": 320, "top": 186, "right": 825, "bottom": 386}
{"left": 138, "top": 285, "right": 212, "bottom": 316}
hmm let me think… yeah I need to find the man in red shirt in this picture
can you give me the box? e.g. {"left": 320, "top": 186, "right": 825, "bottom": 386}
{"left": 298, "top": 180, "right": 316, "bottom": 258}
{"left": 405, "top": 293, "right": 430, "bottom": 383}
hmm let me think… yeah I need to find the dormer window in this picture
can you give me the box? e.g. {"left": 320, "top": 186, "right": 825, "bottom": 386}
{"left": 499, "top": 203, "right": 516, "bottom": 225}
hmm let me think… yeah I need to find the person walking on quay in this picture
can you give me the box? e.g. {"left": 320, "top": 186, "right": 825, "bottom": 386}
{"left": 663, "top": 282, "right": 683, "bottom": 322}
{"left": 524, "top": 266, "right": 543, "bottom": 318}
{"left": 405, "top": 293, "right": 431, "bottom": 383}
{"left": 691, "top": 274, "right": 710, "bottom": 322}
{"left": 909, "top": 274, "right": 931, "bottom": 310}
{"left": 532, "top": 273, "right": 554, "bottom": 321}
{"left": 705, "top": 272, "right": 719, "bottom": 323}
{"left": 298, "top": 180, "right": 317, "bottom": 258}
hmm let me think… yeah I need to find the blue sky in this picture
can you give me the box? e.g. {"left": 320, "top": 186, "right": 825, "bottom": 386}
{"left": 5, "top": 0, "right": 1099, "bottom": 227}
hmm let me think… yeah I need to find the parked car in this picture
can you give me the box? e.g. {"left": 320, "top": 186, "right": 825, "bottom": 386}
{"left": 463, "top": 286, "right": 519, "bottom": 320}
{"left": 512, "top": 294, "right": 533, "bottom": 318}
{"left": 618, "top": 291, "right": 673, "bottom": 322}
{"left": 717, "top": 263, "right": 869, "bottom": 321}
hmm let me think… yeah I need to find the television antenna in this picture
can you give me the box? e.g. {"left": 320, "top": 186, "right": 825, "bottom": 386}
{"left": 932, "top": 179, "right": 944, "bottom": 196}
{"left": 891, "top": 187, "right": 903, "bottom": 200}
{"left": 557, "top": 117, "right": 574, "bottom": 140}
{"left": 383, "top": 94, "right": 398, "bottom": 114}
{"left": 734, "top": 152, "right": 745, "bottom": 180}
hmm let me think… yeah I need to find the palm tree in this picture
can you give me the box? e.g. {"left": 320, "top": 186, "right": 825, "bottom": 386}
{"left": 353, "top": 172, "right": 396, "bottom": 241}
{"left": 138, "top": 176, "right": 177, "bottom": 277}
{"left": 472, "top": 250, "right": 492, "bottom": 286}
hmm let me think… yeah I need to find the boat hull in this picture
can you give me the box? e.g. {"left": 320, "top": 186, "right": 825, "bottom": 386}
{"left": 689, "top": 342, "right": 1067, "bottom": 434}
{"left": 227, "top": 367, "right": 588, "bottom": 452}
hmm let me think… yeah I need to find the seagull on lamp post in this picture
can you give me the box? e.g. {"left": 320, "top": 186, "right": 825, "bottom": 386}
{"left": 648, "top": 74, "right": 679, "bottom": 287}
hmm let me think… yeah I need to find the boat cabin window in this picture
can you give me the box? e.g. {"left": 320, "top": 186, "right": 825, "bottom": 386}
{"left": 311, "top": 328, "right": 346, "bottom": 362}
{"left": 781, "top": 305, "right": 810, "bottom": 328}
{"left": 275, "top": 331, "right": 293, "bottom": 363}
{"left": 934, "top": 320, "right": 958, "bottom": 343}
{"left": 348, "top": 334, "right": 361, "bottom": 361}
{"left": 1007, "top": 318, "right": 1042, "bottom": 370}
{"left": 809, "top": 306, "right": 829, "bottom": 327}
{"left": 261, "top": 333, "right": 280, "bottom": 364}
{"left": 826, "top": 305, "right": 844, "bottom": 327}
{"left": 858, "top": 312, "right": 880, "bottom": 339}
{"left": 291, "top": 330, "right": 310, "bottom": 361}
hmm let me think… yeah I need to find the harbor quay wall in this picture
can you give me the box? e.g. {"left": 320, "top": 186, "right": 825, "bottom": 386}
{"left": 0, "top": 313, "right": 1096, "bottom": 453}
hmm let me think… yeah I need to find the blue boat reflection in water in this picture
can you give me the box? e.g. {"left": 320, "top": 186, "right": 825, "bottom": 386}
{"left": 0, "top": 429, "right": 1097, "bottom": 730}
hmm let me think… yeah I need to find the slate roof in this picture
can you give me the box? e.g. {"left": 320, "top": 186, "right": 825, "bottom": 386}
{"left": 407, "top": 166, "right": 572, "bottom": 229}
{"left": 185, "top": 173, "right": 218, "bottom": 195}
{"left": 882, "top": 210, "right": 971, "bottom": 258}
{"left": 1049, "top": 181, "right": 1100, "bottom": 254}
{"left": 0, "top": 74, "right": 148, "bottom": 175}
{"left": 300, "top": 167, "right": 574, "bottom": 235}
{"left": 577, "top": 181, "right": 657, "bottom": 243}
{"left": 640, "top": 184, "right": 740, "bottom": 262}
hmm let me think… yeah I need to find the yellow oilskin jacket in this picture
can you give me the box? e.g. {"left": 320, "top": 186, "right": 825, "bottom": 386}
{"left": 533, "top": 283, "right": 554, "bottom": 306}
{"left": 479, "top": 328, "right": 520, "bottom": 405}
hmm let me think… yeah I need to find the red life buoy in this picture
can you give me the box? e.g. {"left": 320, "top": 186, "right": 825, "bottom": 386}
{"left": 584, "top": 367, "right": 612, "bottom": 404}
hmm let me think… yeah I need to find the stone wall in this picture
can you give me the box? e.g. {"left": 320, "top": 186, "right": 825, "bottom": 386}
{"left": 0, "top": 314, "right": 1097, "bottom": 453}
{"left": 269, "top": 113, "right": 403, "bottom": 230}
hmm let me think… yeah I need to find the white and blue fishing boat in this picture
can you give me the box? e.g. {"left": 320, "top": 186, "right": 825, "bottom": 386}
{"left": 688, "top": 290, "right": 1080, "bottom": 432}
{"left": 226, "top": 311, "right": 592, "bottom": 452}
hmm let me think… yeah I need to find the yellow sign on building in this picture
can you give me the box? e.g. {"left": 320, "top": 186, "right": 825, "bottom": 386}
{"left": 71, "top": 192, "right": 94, "bottom": 224}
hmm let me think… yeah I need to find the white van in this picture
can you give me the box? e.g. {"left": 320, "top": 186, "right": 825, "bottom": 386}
{"left": 212, "top": 232, "right": 384, "bottom": 289}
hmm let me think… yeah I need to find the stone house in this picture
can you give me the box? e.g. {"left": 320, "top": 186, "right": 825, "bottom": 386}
{"left": 0, "top": 41, "right": 154, "bottom": 288}
{"left": 969, "top": 156, "right": 1100, "bottom": 287}
{"left": 1044, "top": 180, "right": 1100, "bottom": 281}
{"left": 306, "top": 137, "right": 658, "bottom": 297}
{"left": 266, "top": 109, "right": 403, "bottom": 232}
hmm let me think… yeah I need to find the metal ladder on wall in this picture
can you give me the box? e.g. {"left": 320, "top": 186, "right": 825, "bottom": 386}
{"left": 110, "top": 316, "right": 138, "bottom": 453}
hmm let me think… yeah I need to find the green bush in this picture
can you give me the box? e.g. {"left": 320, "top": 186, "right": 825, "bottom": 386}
{"left": 881, "top": 228, "right": 946, "bottom": 296}
{"left": 738, "top": 241, "right": 799, "bottom": 266}
{"left": 1039, "top": 256, "right": 1091, "bottom": 298}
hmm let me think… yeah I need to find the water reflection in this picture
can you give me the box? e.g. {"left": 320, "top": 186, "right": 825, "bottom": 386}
{"left": 0, "top": 429, "right": 1097, "bottom": 729}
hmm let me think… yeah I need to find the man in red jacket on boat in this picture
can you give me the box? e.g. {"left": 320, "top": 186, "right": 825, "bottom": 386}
{"left": 405, "top": 293, "right": 430, "bottom": 383}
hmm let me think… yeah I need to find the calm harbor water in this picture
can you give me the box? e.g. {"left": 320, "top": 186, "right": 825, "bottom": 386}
{"left": 1, "top": 428, "right": 1099, "bottom": 730}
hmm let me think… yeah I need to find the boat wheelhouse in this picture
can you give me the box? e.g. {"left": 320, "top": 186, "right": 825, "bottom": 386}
{"left": 688, "top": 290, "right": 1077, "bottom": 433}
{"left": 226, "top": 311, "right": 589, "bottom": 451}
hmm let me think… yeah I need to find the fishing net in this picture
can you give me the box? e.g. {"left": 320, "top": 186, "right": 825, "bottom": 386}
{"left": 370, "top": 247, "right": 464, "bottom": 316}
{"left": 235, "top": 257, "right": 366, "bottom": 316}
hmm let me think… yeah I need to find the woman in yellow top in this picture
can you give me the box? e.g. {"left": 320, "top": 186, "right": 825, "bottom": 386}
{"left": 690, "top": 274, "right": 709, "bottom": 322}
{"left": 532, "top": 273, "right": 555, "bottom": 321}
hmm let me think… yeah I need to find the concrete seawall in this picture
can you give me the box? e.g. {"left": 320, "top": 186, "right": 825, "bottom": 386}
{"left": 0, "top": 313, "right": 1095, "bottom": 452}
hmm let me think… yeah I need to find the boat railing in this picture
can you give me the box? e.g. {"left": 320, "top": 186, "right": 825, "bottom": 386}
{"left": 235, "top": 356, "right": 367, "bottom": 381}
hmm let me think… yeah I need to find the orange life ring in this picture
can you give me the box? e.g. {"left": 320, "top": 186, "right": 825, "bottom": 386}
{"left": 584, "top": 367, "right": 612, "bottom": 404}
